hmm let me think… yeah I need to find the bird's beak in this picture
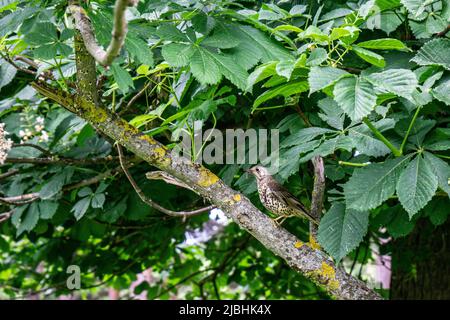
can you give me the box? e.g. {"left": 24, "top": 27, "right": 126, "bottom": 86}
{"left": 245, "top": 168, "right": 252, "bottom": 174}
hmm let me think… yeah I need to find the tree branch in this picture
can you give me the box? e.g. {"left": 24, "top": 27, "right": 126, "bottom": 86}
{"left": 4, "top": 155, "right": 130, "bottom": 165}
{"left": 68, "top": 0, "right": 139, "bottom": 66}
{"left": 117, "top": 144, "right": 215, "bottom": 217}
{"left": 310, "top": 156, "right": 325, "bottom": 240}
{"left": 12, "top": 143, "right": 53, "bottom": 156}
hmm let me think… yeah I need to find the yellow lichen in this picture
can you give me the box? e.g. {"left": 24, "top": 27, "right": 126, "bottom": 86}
{"left": 308, "top": 235, "right": 321, "bottom": 250}
{"left": 233, "top": 194, "right": 241, "bottom": 202}
{"left": 198, "top": 167, "right": 219, "bottom": 187}
{"left": 319, "top": 262, "right": 339, "bottom": 290}
{"left": 320, "top": 262, "right": 335, "bottom": 279}
{"left": 139, "top": 134, "right": 157, "bottom": 144}
{"left": 305, "top": 261, "right": 340, "bottom": 292}
{"left": 153, "top": 146, "right": 167, "bottom": 158}
{"left": 294, "top": 241, "right": 304, "bottom": 248}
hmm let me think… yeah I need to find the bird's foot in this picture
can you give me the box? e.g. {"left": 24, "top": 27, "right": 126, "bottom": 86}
{"left": 271, "top": 215, "right": 288, "bottom": 227}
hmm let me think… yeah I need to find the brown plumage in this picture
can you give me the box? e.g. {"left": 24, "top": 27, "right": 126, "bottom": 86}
{"left": 248, "top": 165, "right": 319, "bottom": 226}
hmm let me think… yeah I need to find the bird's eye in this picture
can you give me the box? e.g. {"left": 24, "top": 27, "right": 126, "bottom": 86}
{"left": 256, "top": 168, "right": 260, "bottom": 172}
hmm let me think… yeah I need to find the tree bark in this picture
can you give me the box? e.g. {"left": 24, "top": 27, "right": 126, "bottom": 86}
{"left": 390, "top": 219, "right": 450, "bottom": 299}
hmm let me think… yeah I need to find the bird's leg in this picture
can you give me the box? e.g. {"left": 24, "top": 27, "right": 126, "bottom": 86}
{"left": 271, "top": 216, "right": 283, "bottom": 227}
{"left": 272, "top": 215, "right": 288, "bottom": 227}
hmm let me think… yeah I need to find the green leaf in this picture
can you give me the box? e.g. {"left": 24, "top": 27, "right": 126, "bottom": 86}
{"left": 253, "top": 80, "right": 309, "bottom": 110}
{"left": 396, "top": 154, "right": 438, "bottom": 218}
{"left": 281, "top": 126, "right": 334, "bottom": 148}
{"left": 40, "top": 169, "right": 74, "bottom": 199}
{"left": 71, "top": 197, "right": 91, "bottom": 220}
{"left": 318, "top": 203, "right": 369, "bottom": 263}
{"left": 376, "top": 0, "right": 401, "bottom": 11}
{"left": 426, "top": 14, "right": 447, "bottom": 35}
{"left": 333, "top": 76, "right": 377, "bottom": 121}
{"left": 78, "top": 187, "right": 93, "bottom": 197}
{"left": 345, "top": 156, "right": 412, "bottom": 211}
{"left": 424, "top": 152, "right": 450, "bottom": 197}
{"left": 298, "top": 25, "right": 329, "bottom": 42}
{"left": 409, "top": 20, "right": 432, "bottom": 39}
{"left": 0, "top": 59, "right": 17, "bottom": 92}
{"left": 235, "top": 25, "right": 293, "bottom": 62}
{"left": 365, "top": 68, "right": 418, "bottom": 99}
{"left": 308, "top": 66, "right": 349, "bottom": 94}
{"left": 300, "top": 135, "right": 354, "bottom": 163}
{"left": 246, "top": 61, "right": 278, "bottom": 91}
{"left": 424, "top": 198, "right": 450, "bottom": 226}
{"left": 357, "top": 38, "right": 407, "bottom": 50}
{"left": 411, "top": 39, "right": 450, "bottom": 70}
{"left": 401, "top": 0, "right": 432, "bottom": 17}
{"left": 38, "top": 200, "right": 59, "bottom": 220}
{"left": 329, "top": 28, "right": 352, "bottom": 41}
{"left": 161, "top": 43, "right": 195, "bottom": 67}
{"left": 275, "top": 60, "right": 295, "bottom": 80}
{"left": 348, "top": 119, "right": 395, "bottom": 157}
{"left": 432, "top": 79, "right": 450, "bottom": 105}
{"left": 201, "top": 22, "right": 240, "bottom": 49}
{"left": 189, "top": 46, "right": 221, "bottom": 86}
{"left": 317, "top": 97, "right": 345, "bottom": 130}
{"left": 155, "top": 24, "right": 189, "bottom": 42}
{"left": 353, "top": 46, "right": 386, "bottom": 67}
{"left": 111, "top": 63, "right": 134, "bottom": 93}
{"left": 16, "top": 202, "right": 40, "bottom": 236}
{"left": 125, "top": 36, "right": 154, "bottom": 66}
{"left": 273, "top": 25, "right": 303, "bottom": 33}
{"left": 91, "top": 193, "right": 106, "bottom": 209}
{"left": 386, "top": 205, "right": 416, "bottom": 238}
{"left": 306, "top": 48, "right": 328, "bottom": 66}
{"left": 24, "top": 22, "right": 57, "bottom": 45}
{"left": 0, "top": 7, "right": 37, "bottom": 37}
{"left": 205, "top": 50, "right": 249, "bottom": 90}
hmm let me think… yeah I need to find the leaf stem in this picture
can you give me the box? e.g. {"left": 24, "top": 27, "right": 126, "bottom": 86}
{"left": 363, "top": 118, "right": 402, "bottom": 157}
{"left": 435, "top": 154, "right": 450, "bottom": 160}
{"left": 400, "top": 106, "right": 421, "bottom": 154}
{"left": 338, "top": 161, "right": 369, "bottom": 167}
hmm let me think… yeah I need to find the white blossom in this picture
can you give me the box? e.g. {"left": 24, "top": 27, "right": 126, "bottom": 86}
{"left": 0, "top": 123, "right": 13, "bottom": 165}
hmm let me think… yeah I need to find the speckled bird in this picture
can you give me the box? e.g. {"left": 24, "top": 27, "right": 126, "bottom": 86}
{"left": 247, "top": 165, "right": 319, "bottom": 226}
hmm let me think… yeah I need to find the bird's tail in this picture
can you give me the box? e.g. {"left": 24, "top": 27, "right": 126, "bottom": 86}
{"left": 304, "top": 210, "right": 320, "bottom": 226}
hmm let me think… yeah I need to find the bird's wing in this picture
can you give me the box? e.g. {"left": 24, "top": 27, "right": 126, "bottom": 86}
{"left": 271, "top": 182, "right": 319, "bottom": 224}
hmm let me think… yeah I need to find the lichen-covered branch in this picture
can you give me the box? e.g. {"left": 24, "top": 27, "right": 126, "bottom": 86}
{"left": 69, "top": 0, "right": 138, "bottom": 66}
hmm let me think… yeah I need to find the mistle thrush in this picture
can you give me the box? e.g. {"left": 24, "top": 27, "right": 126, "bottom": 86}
{"left": 248, "top": 165, "right": 319, "bottom": 226}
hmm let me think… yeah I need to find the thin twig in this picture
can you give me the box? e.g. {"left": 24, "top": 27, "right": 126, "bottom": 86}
{"left": 310, "top": 156, "right": 325, "bottom": 239}
{"left": 0, "top": 211, "right": 13, "bottom": 223}
{"left": 12, "top": 143, "right": 53, "bottom": 156}
{"left": 0, "top": 169, "right": 20, "bottom": 181}
{"left": 4, "top": 155, "right": 128, "bottom": 165}
{"left": 294, "top": 105, "right": 312, "bottom": 127}
{"left": 117, "top": 144, "right": 214, "bottom": 217}
{"left": 119, "top": 81, "right": 153, "bottom": 116}
{"left": 437, "top": 24, "right": 450, "bottom": 37}
{"left": 69, "top": 0, "right": 139, "bottom": 66}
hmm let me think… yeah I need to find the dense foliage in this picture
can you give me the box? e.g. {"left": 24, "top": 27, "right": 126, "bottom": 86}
{"left": 0, "top": 0, "right": 449, "bottom": 299}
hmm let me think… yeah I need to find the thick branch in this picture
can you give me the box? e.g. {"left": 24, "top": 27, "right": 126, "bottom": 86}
{"left": 69, "top": 0, "right": 138, "bottom": 66}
